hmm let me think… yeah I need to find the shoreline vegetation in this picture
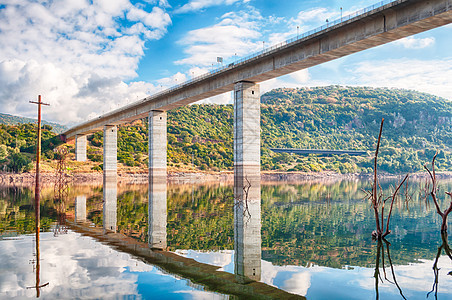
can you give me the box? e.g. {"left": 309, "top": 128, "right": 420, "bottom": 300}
{"left": 1, "top": 170, "right": 452, "bottom": 187}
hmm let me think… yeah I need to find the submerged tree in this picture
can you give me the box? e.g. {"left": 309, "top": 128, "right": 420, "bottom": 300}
{"left": 424, "top": 152, "right": 452, "bottom": 233}
{"left": 365, "top": 119, "right": 409, "bottom": 240}
{"left": 422, "top": 152, "right": 452, "bottom": 298}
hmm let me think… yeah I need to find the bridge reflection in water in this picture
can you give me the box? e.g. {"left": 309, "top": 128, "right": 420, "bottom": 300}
{"left": 234, "top": 166, "right": 261, "bottom": 283}
{"left": 103, "top": 175, "right": 117, "bottom": 232}
{"left": 71, "top": 174, "right": 301, "bottom": 298}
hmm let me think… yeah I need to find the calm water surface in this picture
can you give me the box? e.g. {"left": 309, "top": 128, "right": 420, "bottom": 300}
{"left": 1, "top": 178, "right": 452, "bottom": 299}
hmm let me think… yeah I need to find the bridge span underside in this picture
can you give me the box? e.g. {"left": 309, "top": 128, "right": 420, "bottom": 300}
{"left": 64, "top": 0, "right": 452, "bottom": 140}
{"left": 63, "top": 0, "right": 450, "bottom": 269}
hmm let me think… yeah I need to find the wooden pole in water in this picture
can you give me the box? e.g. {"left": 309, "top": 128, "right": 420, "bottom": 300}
{"left": 30, "top": 95, "right": 49, "bottom": 233}
{"left": 29, "top": 95, "right": 49, "bottom": 297}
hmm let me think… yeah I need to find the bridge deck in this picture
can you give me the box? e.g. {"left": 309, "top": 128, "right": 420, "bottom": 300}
{"left": 63, "top": 0, "right": 452, "bottom": 140}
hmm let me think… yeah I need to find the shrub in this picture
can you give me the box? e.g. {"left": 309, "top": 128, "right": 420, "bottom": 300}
{"left": 44, "top": 150, "right": 54, "bottom": 160}
{"left": 7, "top": 152, "right": 32, "bottom": 172}
{"left": 92, "top": 165, "right": 102, "bottom": 171}
{"left": 0, "top": 145, "right": 7, "bottom": 160}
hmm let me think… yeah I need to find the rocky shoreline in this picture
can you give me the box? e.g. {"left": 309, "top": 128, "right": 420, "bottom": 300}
{"left": 1, "top": 170, "right": 451, "bottom": 187}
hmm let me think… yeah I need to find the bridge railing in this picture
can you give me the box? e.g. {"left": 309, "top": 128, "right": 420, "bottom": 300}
{"left": 145, "top": 0, "right": 394, "bottom": 101}
{"left": 92, "top": 0, "right": 395, "bottom": 121}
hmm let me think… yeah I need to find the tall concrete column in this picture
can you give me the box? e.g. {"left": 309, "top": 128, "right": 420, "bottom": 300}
{"left": 75, "top": 135, "right": 87, "bottom": 162}
{"left": 103, "top": 125, "right": 117, "bottom": 180}
{"left": 75, "top": 195, "right": 86, "bottom": 222}
{"left": 234, "top": 81, "right": 260, "bottom": 173}
{"left": 103, "top": 175, "right": 117, "bottom": 232}
{"left": 233, "top": 81, "right": 261, "bottom": 282}
{"left": 148, "top": 110, "right": 167, "bottom": 249}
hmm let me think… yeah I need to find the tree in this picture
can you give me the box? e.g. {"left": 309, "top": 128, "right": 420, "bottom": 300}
{"left": 0, "top": 145, "right": 7, "bottom": 160}
{"left": 7, "top": 152, "right": 32, "bottom": 172}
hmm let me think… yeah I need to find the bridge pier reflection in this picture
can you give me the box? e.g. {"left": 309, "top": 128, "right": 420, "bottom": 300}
{"left": 148, "top": 177, "right": 167, "bottom": 249}
{"left": 103, "top": 175, "right": 117, "bottom": 232}
{"left": 234, "top": 168, "right": 261, "bottom": 282}
{"left": 75, "top": 195, "right": 86, "bottom": 222}
{"left": 233, "top": 81, "right": 261, "bottom": 282}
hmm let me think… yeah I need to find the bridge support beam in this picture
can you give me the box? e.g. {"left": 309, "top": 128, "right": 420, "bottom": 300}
{"left": 148, "top": 110, "right": 167, "bottom": 249}
{"left": 103, "top": 125, "right": 117, "bottom": 181}
{"left": 233, "top": 81, "right": 261, "bottom": 282}
{"left": 75, "top": 135, "right": 87, "bottom": 162}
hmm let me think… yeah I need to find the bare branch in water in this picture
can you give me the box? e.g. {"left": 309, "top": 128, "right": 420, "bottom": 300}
{"left": 383, "top": 174, "right": 409, "bottom": 238}
{"left": 427, "top": 232, "right": 452, "bottom": 298}
{"left": 232, "top": 176, "right": 252, "bottom": 222}
{"left": 372, "top": 119, "right": 384, "bottom": 237}
{"left": 368, "top": 118, "right": 410, "bottom": 240}
{"left": 424, "top": 152, "right": 452, "bottom": 233}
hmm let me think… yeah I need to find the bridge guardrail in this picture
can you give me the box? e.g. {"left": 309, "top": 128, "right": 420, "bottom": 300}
{"left": 149, "top": 0, "right": 394, "bottom": 98}
{"left": 74, "top": 0, "right": 395, "bottom": 127}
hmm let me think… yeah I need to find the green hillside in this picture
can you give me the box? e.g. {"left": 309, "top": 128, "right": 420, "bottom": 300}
{"left": 0, "top": 112, "right": 67, "bottom": 134}
{"left": 259, "top": 86, "right": 452, "bottom": 173}
{"left": 87, "top": 86, "right": 452, "bottom": 174}
{"left": 1, "top": 86, "right": 451, "bottom": 174}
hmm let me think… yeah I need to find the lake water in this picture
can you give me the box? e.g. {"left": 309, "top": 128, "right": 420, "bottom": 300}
{"left": 1, "top": 178, "right": 452, "bottom": 299}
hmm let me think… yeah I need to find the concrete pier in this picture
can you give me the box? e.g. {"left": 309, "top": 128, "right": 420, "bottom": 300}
{"left": 75, "top": 135, "right": 87, "bottom": 162}
{"left": 75, "top": 195, "right": 86, "bottom": 222}
{"left": 103, "top": 175, "right": 117, "bottom": 232}
{"left": 233, "top": 81, "right": 261, "bottom": 282}
{"left": 233, "top": 82, "right": 260, "bottom": 172}
{"left": 103, "top": 125, "right": 117, "bottom": 180}
{"left": 148, "top": 110, "right": 167, "bottom": 249}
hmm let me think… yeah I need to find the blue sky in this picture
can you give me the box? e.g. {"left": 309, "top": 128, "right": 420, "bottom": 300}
{"left": 0, "top": 0, "right": 451, "bottom": 125}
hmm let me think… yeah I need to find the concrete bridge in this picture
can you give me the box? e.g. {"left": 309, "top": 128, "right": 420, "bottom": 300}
{"left": 63, "top": 0, "right": 452, "bottom": 280}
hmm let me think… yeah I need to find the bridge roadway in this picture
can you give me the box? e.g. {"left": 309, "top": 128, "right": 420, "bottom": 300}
{"left": 64, "top": 0, "right": 452, "bottom": 140}
{"left": 62, "top": 0, "right": 452, "bottom": 280}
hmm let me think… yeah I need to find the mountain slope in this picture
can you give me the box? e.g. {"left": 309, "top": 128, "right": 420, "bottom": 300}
{"left": 0, "top": 112, "right": 67, "bottom": 133}
{"left": 99, "top": 86, "right": 452, "bottom": 174}
{"left": 1, "top": 86, "right": 451, "bottom": 174}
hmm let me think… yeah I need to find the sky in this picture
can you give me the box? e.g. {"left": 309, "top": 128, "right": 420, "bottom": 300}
{"left": 0, "top": 0, "right": 451, "bottom": 126}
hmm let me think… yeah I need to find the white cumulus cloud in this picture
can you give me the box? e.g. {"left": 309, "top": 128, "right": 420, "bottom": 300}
{"left": 175, "top": 0, "right": 248, "bottom": 14}
{"left": 393, "top": 36, "right": 435, "bottom": 49}
{"left": 347, "top": 58, "right": 452, "bottom": 100}
{"left": 0, "top": 0, "right": 171, "bottom": 125}
{"left": 176, "top": 8, "right": 263, "bottom": 67}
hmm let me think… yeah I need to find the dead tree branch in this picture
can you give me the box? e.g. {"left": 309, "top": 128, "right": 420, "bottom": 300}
{"left": 424, "top": 153, "right": 452, "bottom": 233}
{"left": 369, "top": 118, "right": 410, "bottom": 239}
{"left": 383, "top": 174, "right": 409, "bottom": 238}
{"left": 372, "top": 119, "right": 384, "bottom": 237}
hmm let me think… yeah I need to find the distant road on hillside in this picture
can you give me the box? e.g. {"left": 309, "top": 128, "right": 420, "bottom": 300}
{"left": 270, "top": 148, "right": 369, "bottom": 156}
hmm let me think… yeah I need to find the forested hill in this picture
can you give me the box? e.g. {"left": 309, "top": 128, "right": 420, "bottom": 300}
{"left": 258, "top": 86, "right": 452, "bottom": 173}
{"left": 86, "top": 86, "right": 452, "bottom": 174}
{"left": 1, "top": 86, "right": 451, "bottom": 174}
{"left": 0, "top": 112, "right": 67, "bottom": 133}
{"left": 261, "top": 86, "right": 451, "bottom": 150}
